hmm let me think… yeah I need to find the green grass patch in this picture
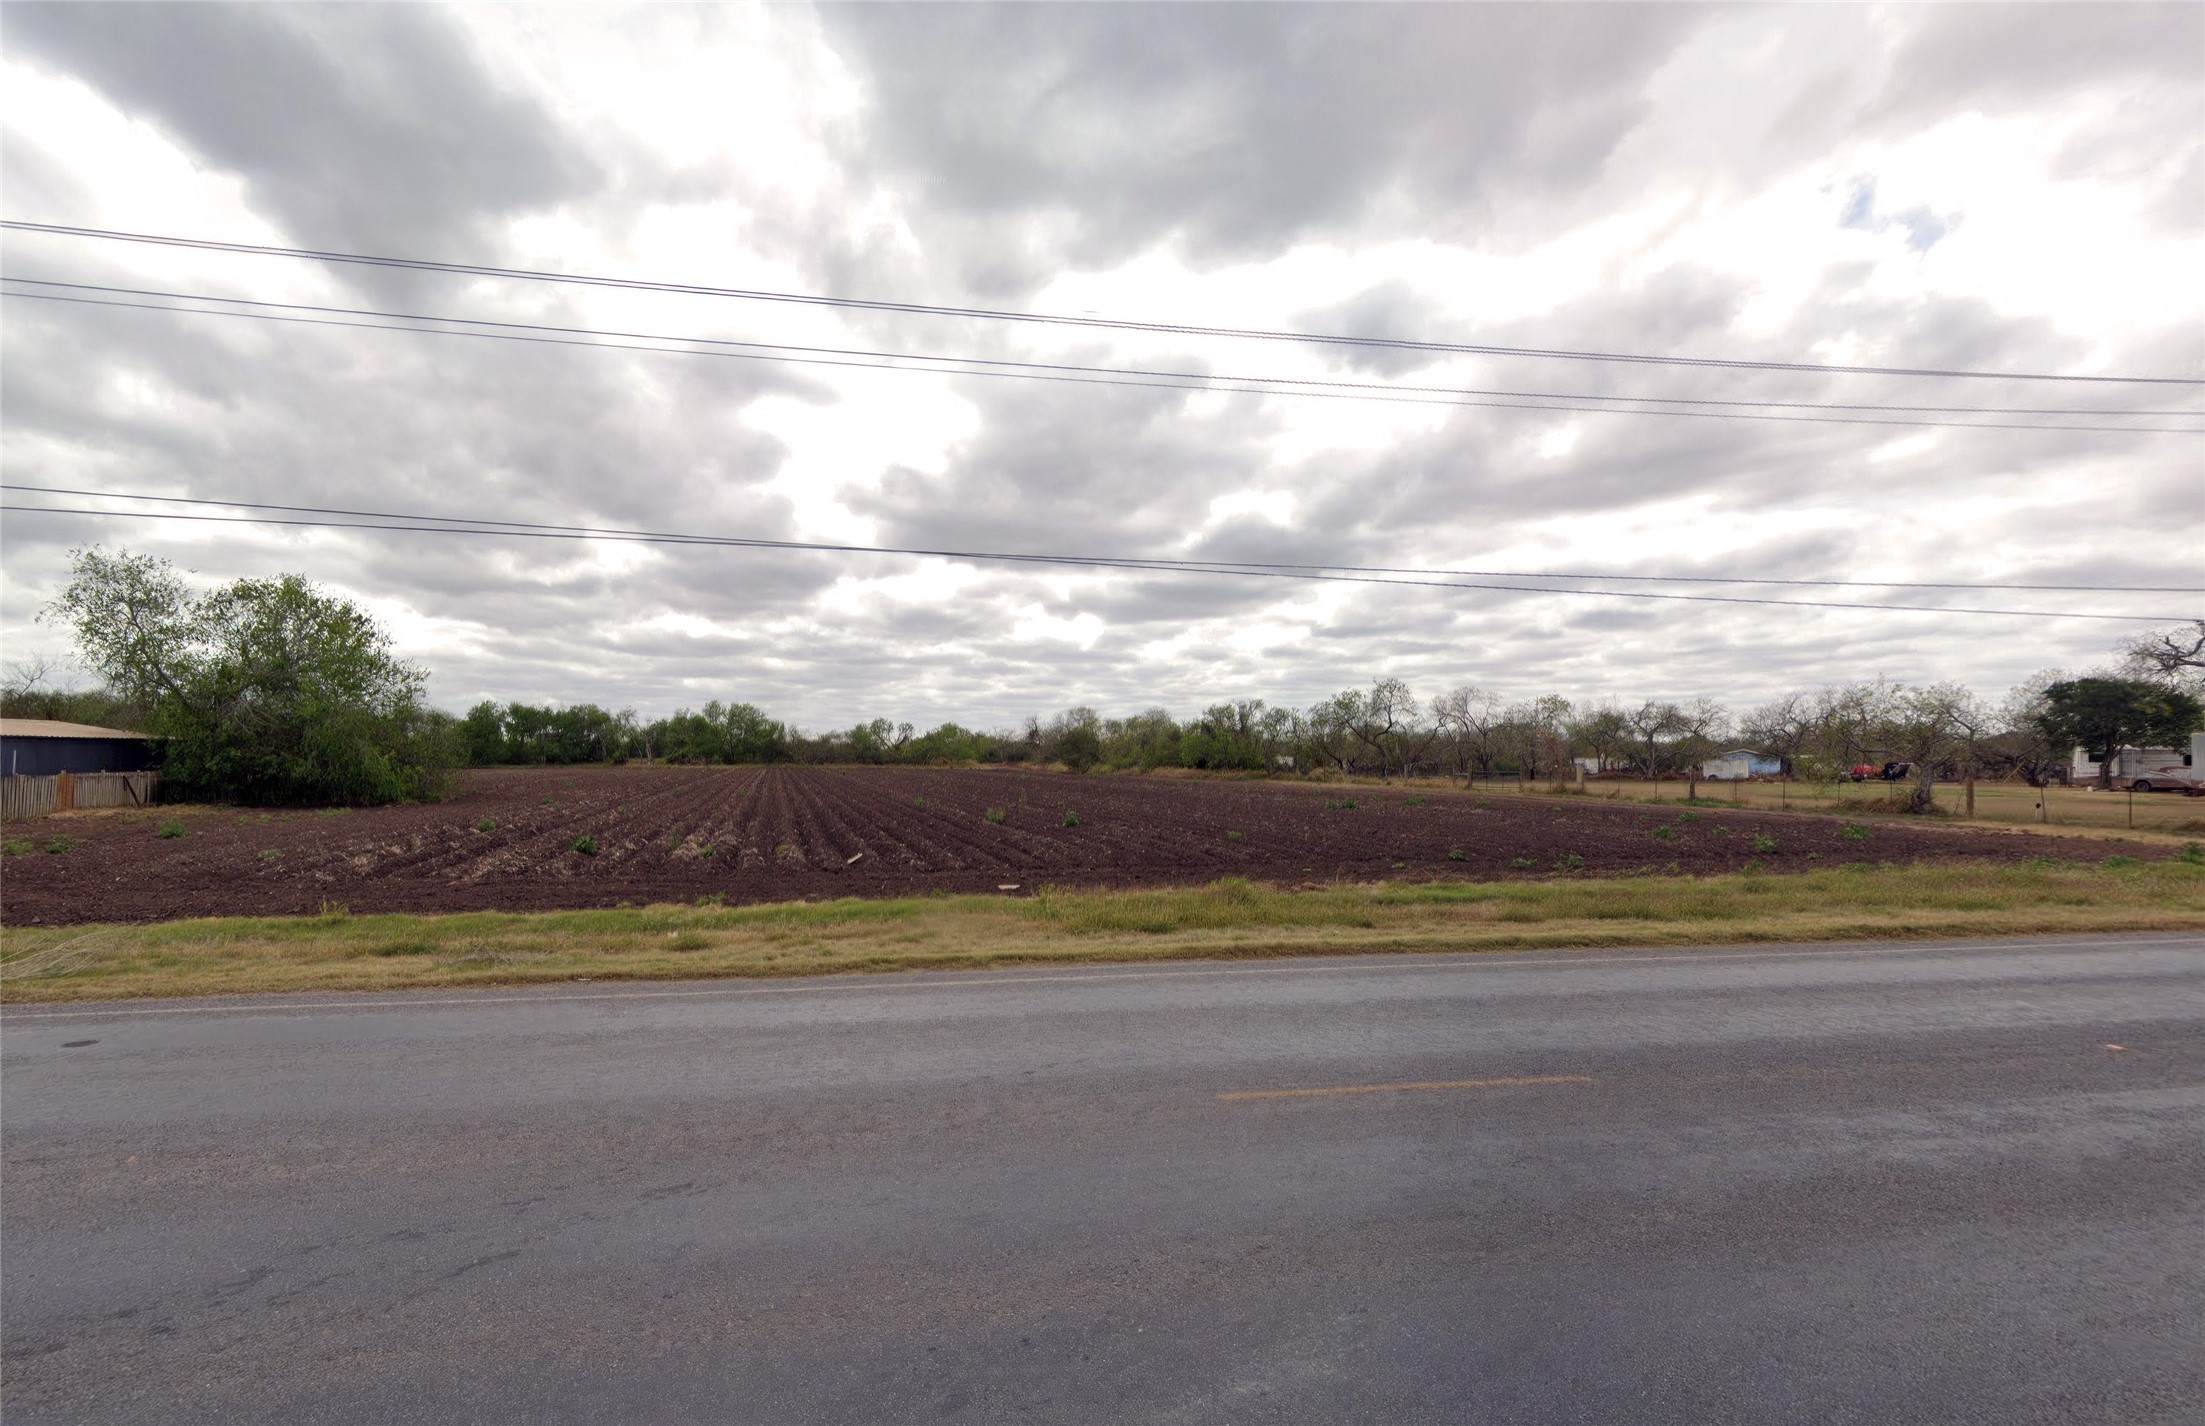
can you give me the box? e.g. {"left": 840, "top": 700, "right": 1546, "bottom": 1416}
{"left": 3, "top": 860, "right": 2202, "bottom": 1004}
{"left": 157, "top": 819, "right": 188, "bottom": 840}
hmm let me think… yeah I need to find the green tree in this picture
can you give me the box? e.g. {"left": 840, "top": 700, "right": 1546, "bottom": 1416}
{"left": 46, "top": 549, "right": 453, "bottom": 805}
{"left": 457, "top": 701, "right": 508, "bottom": 766}
{"left": 2034, "top": 677, "right": 2205, "bottom": 789}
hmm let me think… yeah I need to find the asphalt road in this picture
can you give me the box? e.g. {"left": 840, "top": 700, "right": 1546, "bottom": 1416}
{"left": 4, "top": 933, "right": 2202, "bottom": 1425}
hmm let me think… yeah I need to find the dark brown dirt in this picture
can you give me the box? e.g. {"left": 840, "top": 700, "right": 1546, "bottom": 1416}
{"left": 0, "top": 766, "right": 2161, "bottom": 925}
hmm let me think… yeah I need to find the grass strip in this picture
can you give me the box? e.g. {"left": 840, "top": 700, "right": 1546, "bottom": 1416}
{"left": 3, "top": 858, "right": 2202, "bottom": 1004}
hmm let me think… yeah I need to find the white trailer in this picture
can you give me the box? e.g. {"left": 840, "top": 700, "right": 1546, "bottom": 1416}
{"left": 2070, "top": 744, "right": 2200, "bottom": 791}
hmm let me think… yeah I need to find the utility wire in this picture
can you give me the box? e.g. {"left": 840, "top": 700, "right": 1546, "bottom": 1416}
{"left": 6, "top": 285, "right": 2198, "bottom": 437}
{"left": 6, "top": 218, "right": 2197, "bottom": 386}
{"left": 3, "top": 496, "right": 2188, "bottom": 622}
{"left": 6, "top": 484, "right": 2197, "bottom": 596}
{"left": 9, "top": 277, "right": 2192, "bottom": 421}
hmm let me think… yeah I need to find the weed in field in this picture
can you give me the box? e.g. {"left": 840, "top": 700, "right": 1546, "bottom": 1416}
{"left": 476, "top": 818, "right": 498, "bottom": 833}
{"left": 1227, "top": 830, "right": 1244, "bottom": 841}
{"left": 666, "top": 932, "right": 713, "bottom": 952}
{"left": 699, "top": 845, "right": 717, "bottom": 859}
{"left": 984, "top": 808, "right": 1007, "bottom": 825}
{"left": 372, "top": 940, "right": 435, "bottom": 957}
{"left": 1554, "top": 852, "right": 1585, "bottom": 872}
{"left": 2185, "top": 842, "right": 2205, "bottom": 865}
{"left": 1324, "top": 798, "right": 1359, "bottom": 811}
{"left": 258, "top": 849, "right": 283, "bottom": 862}
{"left": 315, "top": 808, "right": 352, "bottom": 818}
{"left": 1, "top": 838, "right": 31, "bottom": 856}
{"left": 1406, "top": 795, "right": 1429, "bottom": 807}
{"left": 1677, "top": 811, "right": 1700, "bottom": 825}
{"left": 914, "top": 796, "right": 926, "bottom": 807}
{"left": 1751, "top": 834, "right": 1779, "bottom": 854}
{"left": 1841, "top": 822, "right": 1871, "bottom": 842}
{"left": 572, "top": 835, "right": 600, "bottom": 856}
{"left": 1391, "top": 860, "right": 1406, "bottom": 871}
{"left": 540, "top": 797, "right": 558, "bottom": 807}
{"left": 1510, "top": 857, "right": 1537, "bottom": 869}
{"left": 1062, "top": 809, "right": 1080, "bottom": 828}
{"left": 44, "top": 839, "right": 73, "bottom": 855}
{"left": 1476, "top": 799, "right": 1492, "bottom": 809}
{"left": 1806, "top": 851, "right": 1821, "bottom": 860}
{"left": 157, "top": 819, "right": 188, "bottom": 840}
{"left": 696, "top": 892, "right": 726, "bottom": 907}
{"left": 1650, "top": 826, "right": 1677, "bottom": 842}
{"left": 2102, "top": 855, "right": 2141, "bottom": 869}
{"left": 317, "top": 902, "right": 350, "bottom": 922}
{"left": 1712, "top": 826, "right": 1733, "bottom": 839}
{"left": 1448, "top": 848, "right": 1466, "bottom": 861}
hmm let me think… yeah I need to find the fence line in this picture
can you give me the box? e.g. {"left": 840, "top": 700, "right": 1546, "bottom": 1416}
{"left": 2, "top": 771, "right": 161, "bottom": 819}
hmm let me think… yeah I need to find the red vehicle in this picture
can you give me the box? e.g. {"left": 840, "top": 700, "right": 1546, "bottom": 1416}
{"left": 1846, "top": 761, "right": 1913, "bottom": 783}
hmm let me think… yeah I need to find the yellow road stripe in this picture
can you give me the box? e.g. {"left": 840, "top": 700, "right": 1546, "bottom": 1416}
{"left": 1218, "top": 1074, "right": 1593, "bottom": 1102}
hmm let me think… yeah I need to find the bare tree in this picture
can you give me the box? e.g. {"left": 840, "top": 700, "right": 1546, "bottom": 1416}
{"left": 1740, "top": 691, "right": 1816, "bottom": 777}
{"left": 1625, "top": 699, "right": 1683, "bottom": 778}
{"left": 1429, "top": 685, "right": 1503, "bottom": 781}
{"left": 1876, "top": 683, "right": 1984, "bottom": 814}
{"left": 2122, "top": 620, "right": 2205, "bottom": 691}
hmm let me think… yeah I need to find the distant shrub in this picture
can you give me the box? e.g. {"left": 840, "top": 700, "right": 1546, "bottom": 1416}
{"left": 157, "top": 819, "right": 187, "bottom": 839}
{"left": 571, "top": 835, "right": 600, "bottom": 856}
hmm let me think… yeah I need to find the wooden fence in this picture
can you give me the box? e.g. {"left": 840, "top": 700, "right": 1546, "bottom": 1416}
{"left": 1, "top": 771, "right": 161, "bottom": 820}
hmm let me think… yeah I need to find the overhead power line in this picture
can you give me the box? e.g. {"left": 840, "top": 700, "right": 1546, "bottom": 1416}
{"left": 5, "top": 284, "right": 2198, "bottom": 437}
{"left": 6, "top": 218, "right": 2198, "bottom": 387}
{"left": 9, "top": 277, "right": 2193, "bottom": 422}
{"left": 3, "top": 489, "right": 2189, "bottom": 622}
{"left": 7, "top": 484, "right": 2198, "bottom": 596}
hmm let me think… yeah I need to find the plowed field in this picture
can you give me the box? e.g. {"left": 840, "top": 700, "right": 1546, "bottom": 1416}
{"left": 0, "top": 765, "right": 2154, "bottom": 925}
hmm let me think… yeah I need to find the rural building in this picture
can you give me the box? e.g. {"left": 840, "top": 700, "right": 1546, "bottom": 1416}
{"left": 1701, "top": 749, "right": 1783, "bottom": 780}
{"left": 1, "top": 719, "right": 159, "bottom": 777}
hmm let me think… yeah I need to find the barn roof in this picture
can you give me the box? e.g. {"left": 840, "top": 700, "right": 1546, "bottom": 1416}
{"left": 0, "top": 718, "right": 152, "bottom": 740}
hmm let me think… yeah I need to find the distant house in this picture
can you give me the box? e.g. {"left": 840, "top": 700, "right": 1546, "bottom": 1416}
{"left": 1701, "top": 749, "right": 1782, "bottom": 780}
{"left": 0, "top": 719, "right": 160, "bottom": 777}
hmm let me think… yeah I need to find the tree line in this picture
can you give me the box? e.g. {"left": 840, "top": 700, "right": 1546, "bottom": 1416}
{"left": 9, "top": 548, "right": 2201, "bottom": 808}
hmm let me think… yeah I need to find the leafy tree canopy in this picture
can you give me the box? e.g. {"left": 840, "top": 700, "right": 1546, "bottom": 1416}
{"left": 2033, "top": 677, "right": 2204, "bottom": 789}
{"left": 45, "top": 548, "right": 454, "bottom": 805}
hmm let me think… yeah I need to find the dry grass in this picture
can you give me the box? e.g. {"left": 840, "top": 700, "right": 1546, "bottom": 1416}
{"left": 3, "top": 855, "right": 2201, "bottom": 1004}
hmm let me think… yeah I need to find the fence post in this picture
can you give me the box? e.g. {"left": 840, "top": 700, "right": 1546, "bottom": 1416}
{"left": 56, "top": 770, "right": 73, "bottom": 813}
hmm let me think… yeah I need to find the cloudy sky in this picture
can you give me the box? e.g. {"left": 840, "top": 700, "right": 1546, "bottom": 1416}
{"left": 2, "top": 2, "right": 2200, "bottom": 732}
